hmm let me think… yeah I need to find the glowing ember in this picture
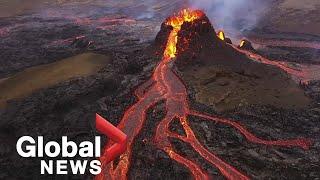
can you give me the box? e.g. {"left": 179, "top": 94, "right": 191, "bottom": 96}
{"left": 240, "top": 40, "right": 245, "bottom": 47}
{"left": 217, "top": 31, "right": 225, "bottom": 41}
{"left": 96, "top": 9, "right": 312, "bottom": 180}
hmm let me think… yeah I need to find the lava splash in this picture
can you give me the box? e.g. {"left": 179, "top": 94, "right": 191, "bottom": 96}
{"left": 96, "top": 9, "right": 312, "bottom": 180}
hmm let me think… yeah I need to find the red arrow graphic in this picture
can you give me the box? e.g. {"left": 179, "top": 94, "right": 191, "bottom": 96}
{"left": 96, "top": 114, "right": 127, "bottom": 165}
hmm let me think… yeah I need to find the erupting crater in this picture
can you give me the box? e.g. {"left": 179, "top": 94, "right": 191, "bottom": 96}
{"left": 96, "top": 9, "right": 313, "bottom": 180}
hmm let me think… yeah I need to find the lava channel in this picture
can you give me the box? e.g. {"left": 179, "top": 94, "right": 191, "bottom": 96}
{"left": 235, "top": 44, "right": 320, "bottom": 84}
{"left": 96, "top": 9, "right": 313, "bottom": 180}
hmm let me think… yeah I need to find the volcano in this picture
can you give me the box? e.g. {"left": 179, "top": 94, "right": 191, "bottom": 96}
{"left": 96, "top": 9, "right": 312, "bottom": 180}
{"left": 0, "top": 5, "right": 319, "bottom": 180}
{"left": 153, "top": 9, "right": 310, "bottom": 111}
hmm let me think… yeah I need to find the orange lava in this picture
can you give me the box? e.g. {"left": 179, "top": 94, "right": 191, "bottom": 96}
{"left": 217, "top": 31, "right": 225, "bottom": 41}
{"left": 240, "top": 40, "right": 245, "bottom": 47}
{"left": 233, "top": 44, "right": 320, "bottom": 84}
{"left": 96, "top": 9, "right": 312, "bottom": 180}
{"left": 163, "top": 9, "right": 204, "bottom": 61}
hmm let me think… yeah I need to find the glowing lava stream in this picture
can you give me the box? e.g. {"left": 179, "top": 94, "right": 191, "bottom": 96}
{"left": 96, "top": 9, "right": 312, "bottom": 180}
{"left": 235, "top": 44, "right": 320, "bottom": 84}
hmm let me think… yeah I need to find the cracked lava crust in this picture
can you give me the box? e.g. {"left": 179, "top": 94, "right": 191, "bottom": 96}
{"left": 96, "top": 9, "right": 313, "bottom": 180}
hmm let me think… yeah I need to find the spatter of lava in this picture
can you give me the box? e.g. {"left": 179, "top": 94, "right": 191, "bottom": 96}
{"left": 96, "top": 9, "right": 312, "bottom": 180}
{"left": 217, "top": 31, "right": 225, "bottom": 41}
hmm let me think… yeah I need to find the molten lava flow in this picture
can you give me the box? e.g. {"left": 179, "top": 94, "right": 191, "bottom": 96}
{"left": 234, "top": 43, "right": 320, "bottom": 83}
{"left": 217, "top": 31, "right": 225, "bottom": 41}
{"left": 96, "top": 9, "right": 312, "bottom": 180}
{"left": 163, "top": 9, "right": 204, "bottom": 60}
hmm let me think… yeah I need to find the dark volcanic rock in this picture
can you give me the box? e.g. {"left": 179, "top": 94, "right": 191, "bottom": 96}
{"left": 152, "top": 22, "right": 172, "bottom": 57}
{"left": 153, "top": 12, "right": 259, "bottom": 71}
{"left": 0, "top": 7, "right": 319, "bottom": 180}
{"left": 225, "top": 37, "right": 233, "bottom": 44}
{"left": 153, "top": 11, "right": 310, "bottom": 111}
{"left": 0, "top": 7, "right": 159, "bottom": 78}
{"left": 238, "top": 39, "right": 255, "bottom": 51}
{"left": 70, "top": 36, "right": 94, "bottom": 49}
{"left": 0, "top": 48, "right": 157, "bottom": 179}
{"left": 174, "top": 15, "right": 255, "bottom": 70}
{"left": 149, "top": 10, "right": 319, "bottom": 179}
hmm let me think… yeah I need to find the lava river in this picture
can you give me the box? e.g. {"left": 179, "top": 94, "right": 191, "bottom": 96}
{"left": 96, "top": 9, "right": 312, "bottom": 180}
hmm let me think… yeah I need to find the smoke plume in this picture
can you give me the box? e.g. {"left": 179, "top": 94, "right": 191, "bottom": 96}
{"left": 188, "top": 0, "right": 271, "bottom": 38}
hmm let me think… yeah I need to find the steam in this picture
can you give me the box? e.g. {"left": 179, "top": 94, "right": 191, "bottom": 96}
{"left": 188, "top": 0, "right": 271, "bottom": 38}
{"left": 136, "top": 0, "right": 157, "bottom": 19}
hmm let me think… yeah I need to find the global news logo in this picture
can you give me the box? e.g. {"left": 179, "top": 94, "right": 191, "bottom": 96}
{"left": 15, "top": 114, "right": 127, "bottom": 175}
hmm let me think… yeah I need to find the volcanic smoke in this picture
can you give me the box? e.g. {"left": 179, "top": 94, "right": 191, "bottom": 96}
{"left": 96, "top": 9, "right": 312, "bottom": 180}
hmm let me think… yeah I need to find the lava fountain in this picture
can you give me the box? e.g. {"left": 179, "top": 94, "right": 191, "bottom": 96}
{"left": 96, "top": 9, "right": 312, "bottom": 180}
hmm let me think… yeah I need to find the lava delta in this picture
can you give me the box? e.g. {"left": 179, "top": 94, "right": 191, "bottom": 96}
{"left": 97, "top": 9, "right": 313, "bottom": 180}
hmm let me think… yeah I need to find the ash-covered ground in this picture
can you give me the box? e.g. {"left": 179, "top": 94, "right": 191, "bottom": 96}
{"left": 0, "top": 1, "right": 319, "bottom": 180}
